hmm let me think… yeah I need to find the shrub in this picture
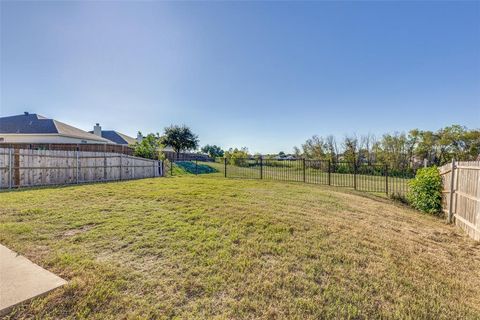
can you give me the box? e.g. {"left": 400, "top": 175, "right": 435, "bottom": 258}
{"left": 407, "top": 166, "right": 442, "bottom": 214}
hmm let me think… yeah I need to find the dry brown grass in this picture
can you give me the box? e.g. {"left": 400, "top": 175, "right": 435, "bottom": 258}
{"left": 0, "top": 176, "right": 479, "bottom": 319}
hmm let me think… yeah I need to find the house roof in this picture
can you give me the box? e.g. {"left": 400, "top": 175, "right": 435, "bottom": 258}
{"left": 90, "top": 130, "right": 136, "bottom": 145}
{"left": 0, "top": 113, "right": 110, "bottom": 143}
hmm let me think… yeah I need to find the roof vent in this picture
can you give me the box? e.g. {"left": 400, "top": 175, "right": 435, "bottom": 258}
{"left": 24, "top": 112, "right": 29, "bottom": 115}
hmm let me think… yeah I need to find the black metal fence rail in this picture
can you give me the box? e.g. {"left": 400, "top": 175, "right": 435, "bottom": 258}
{"left": 166, "top": 156, "right": 414, "bottom": 197}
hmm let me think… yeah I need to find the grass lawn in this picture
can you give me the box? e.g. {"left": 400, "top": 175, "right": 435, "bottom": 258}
{"left": 189, "top": 161, "right": 410, "bottom": 196}
{"left": 1, "top": 176, "right": 479, "bottom": 319}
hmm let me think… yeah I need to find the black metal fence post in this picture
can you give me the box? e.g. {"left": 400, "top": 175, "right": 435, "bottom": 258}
{"left": 303, "top": 158, "right": 306, "bottom": 183}
{"left": 353, "top": 162, "right": 357, "bottom": 190}
{"left": 260, "top": 157, "right": 263, "bottom": 179}
{"left": 195, "top": 159, "right": 198, "bottom": 175}
{"left": 328, "top": 160, "right": 331, "bottom": 185}
{"left": 385, "top": 164, "right": 389, "bottom": 195}
{"left": 170, "top": 160, "right": 173, "bottom": 176}
{"left": 224, "top": 158, "right": 227, "bottom": 178}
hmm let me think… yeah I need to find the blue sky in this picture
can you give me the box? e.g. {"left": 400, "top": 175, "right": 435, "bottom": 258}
{"left": 1, "top": 1, "right": 479, "bottom": 154}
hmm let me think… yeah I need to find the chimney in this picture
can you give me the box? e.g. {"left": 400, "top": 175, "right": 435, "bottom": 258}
{"left": 136, "top": 132, "right": 143, "bottom": 143}
{"left": 93, "top": 123, "right": 102, "bottom": 136}
{"left": 24, "top": 112, "right": 29, "bottom": 115}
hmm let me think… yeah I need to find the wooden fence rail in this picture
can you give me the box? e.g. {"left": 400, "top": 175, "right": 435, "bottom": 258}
{"left": 0, "top": 148, "right": 163, "bottom": 189}
{"left": 440, "top": 160, "right": 480, "bottom": 241}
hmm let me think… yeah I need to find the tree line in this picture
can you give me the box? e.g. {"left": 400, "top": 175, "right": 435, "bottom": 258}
{"left": 294, "top": 125, "right": 479, "bottom": 170}
{"left": 133, "top": 125, "right": 199, "bottom": 160}
{"left": 133, "top": 124, "right": 479, "bottom": 173}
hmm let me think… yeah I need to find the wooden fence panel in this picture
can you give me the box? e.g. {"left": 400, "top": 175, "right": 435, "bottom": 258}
{"left": 440, "top": 161, "right": 480, "bottom": 241}
{"left": 0, "top": 148, "right": 162, "bottom": 189}
{"left": 0, "top": 149, "right": 10, "bottom": 188}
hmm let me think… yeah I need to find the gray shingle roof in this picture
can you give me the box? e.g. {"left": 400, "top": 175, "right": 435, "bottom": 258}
{"left": 0, "top": 113, "right": 110, "bottom": 142}
{"left": 87, "top": 130, "right": 136, "bottom": 145}
{"left": 0, "top": 113, "right": 57, "bottom": 134}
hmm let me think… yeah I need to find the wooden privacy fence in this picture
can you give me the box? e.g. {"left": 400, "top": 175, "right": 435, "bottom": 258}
{"left": 440, "top": 160, "right": 480, "bottom": 241}
{"left": 0, "top": 148, "right": 163, "bottom": 189}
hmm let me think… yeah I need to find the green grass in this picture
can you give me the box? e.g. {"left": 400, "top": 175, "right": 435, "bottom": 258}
{"left": 1, "top": 177, "right": 479, "bottom": 319}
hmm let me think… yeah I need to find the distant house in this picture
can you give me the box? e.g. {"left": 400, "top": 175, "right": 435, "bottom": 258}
{"left": 0, "top": 112, "right": 110, "bottom": 144}
{"left": 274, "top": 155, "right": 297, "bottom": 160}
{"left": 89, "top": 123, "right": 138, "bottom": 146}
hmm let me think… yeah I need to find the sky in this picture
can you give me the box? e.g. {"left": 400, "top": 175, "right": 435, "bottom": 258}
{"left": 1, "top": 1, "right": 479, "bottom": 154}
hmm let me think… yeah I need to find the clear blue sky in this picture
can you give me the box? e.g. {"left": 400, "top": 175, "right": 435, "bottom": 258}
{"left": 1, "top": 1, "right": 479, "bottom": 154}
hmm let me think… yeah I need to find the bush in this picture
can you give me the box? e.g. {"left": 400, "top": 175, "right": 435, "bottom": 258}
{"left": 407, "top": 166, "right": 442, "bottom": 214}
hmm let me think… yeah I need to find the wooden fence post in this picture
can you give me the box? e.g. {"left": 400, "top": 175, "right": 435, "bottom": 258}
{"left": 8, "top": 148, "right": 12, "bottom": 189}
{"left": 447, "top": 159, "right": 456, "bottom": 224}
{"left": 103, "top": 152, "right": 107, "bottom": 181}
{"left": 132, "top": 156, "right": 136, "bottom": 179}
{"left": 119, "top": 153, "right": 123, "bottom": 180}
{"left": 76, "top": 148, "right": 79, "bottom": 184}
{"left": 13, "top": 148, "right": 20, "bottom": 187}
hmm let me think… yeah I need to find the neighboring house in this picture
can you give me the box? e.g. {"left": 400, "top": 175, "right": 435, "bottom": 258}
{"left": 0, "top": 112, "right": 110, "bottom": 144}
{"left": 274, "top": 155, "right": 296, "bottom": 160}
{"left": 89, "top": 123, "right": 138, "bottom": 145}
{"left": 161, "top": 145, "right": 175, "bottom": 152}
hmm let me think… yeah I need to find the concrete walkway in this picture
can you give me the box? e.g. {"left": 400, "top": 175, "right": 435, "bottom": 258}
{"left": 0, "top": 244, "right": 67, "bottom": 316}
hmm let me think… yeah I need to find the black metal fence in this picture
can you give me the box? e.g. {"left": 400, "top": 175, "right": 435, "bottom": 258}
{"left": 164, "top": 156, "right": 216, "bottom": 177}
{"left": 165, "top": 156, "right": 415, "bottom": 197}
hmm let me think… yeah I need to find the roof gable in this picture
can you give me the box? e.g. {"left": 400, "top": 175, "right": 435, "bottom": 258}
{"left": 53, "top": 120, "right": 110, "bottom": 142}
{"left": 0, "top": 113, "right": 110, "bottom": 143}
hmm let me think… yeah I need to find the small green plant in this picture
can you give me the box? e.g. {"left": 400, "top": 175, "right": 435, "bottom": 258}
{"left": 407, "top": 166, "right": 442, "bottom": 214}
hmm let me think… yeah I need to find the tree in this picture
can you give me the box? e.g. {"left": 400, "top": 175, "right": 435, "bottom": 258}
{"left": 224, "top": 147, "right": 249, "bottom": 166}
{"left": 201, "top": 145, "right": 225, "bottom": 158}
{"left": 160, "top": 125, "right": 199, "bottom": 159}
{"left": 302, "top": 135, "right": 326, "bottom": 159}
{"left": 378, "top": 132, "right": 409, "bottom": 170}
{"left": 293, "top": 146, "right": 302, "bottom": 158}
{"left": 133, "top": 133, "right": 160, "bottom": 159}
{"left": 325, "top": 135, "right": 339, "bottom": 164}
{"left": 342, "top": 135, "right": 359, "bottom": 165}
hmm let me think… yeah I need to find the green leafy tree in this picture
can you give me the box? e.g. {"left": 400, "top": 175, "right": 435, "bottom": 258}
{"left": 224, "top": 147, "right": 249, "bottom": 166}
{"left": 160, "top": 125, "right": 199, "bottom": 159}
{"left": 302, "top": 135, "right": 326, "bottom": 159}
{"left": 342, "top": 135, "right": 358, "bottom": 165}
{"left": 201, "top": 145, "right": 225, "bottom": 158}
{"left": 133, "top": 133, "right": 160, "bottom": 159}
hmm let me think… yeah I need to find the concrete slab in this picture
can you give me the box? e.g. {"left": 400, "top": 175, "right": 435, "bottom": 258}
{"left": 0, "top": 244, "right": 67, "bottom": 316}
